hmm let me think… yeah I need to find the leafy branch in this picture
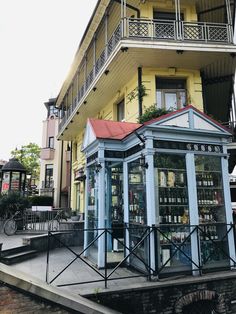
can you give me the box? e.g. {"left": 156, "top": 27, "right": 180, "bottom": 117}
{"left": 138, "top": 105, "right": 173, "bottom": 124}
{"left": 127, "top": 84, "right": 147, "bottom": 103}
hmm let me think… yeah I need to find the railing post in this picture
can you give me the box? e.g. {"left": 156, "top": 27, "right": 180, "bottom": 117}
{"left": 46, "top": 231, "right": 50, "bottom": 283}
{"left": 123, "top": 0, "right": 127, "bottom": 37}
{"left": 150, "top": 20, "right": 154, "bottom": 39}
{"left": 153, "top": 225, "right": 158, "bottom": 276}
{"left": 196, "top": 226, "right": 202, "bottom": 276}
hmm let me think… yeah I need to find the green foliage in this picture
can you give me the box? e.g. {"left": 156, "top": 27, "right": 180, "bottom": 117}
{"left": 127, "top": 84, "right": 147, "bottom": 103}
{"left": 138, "top": 105, "right": 173, "bottom": 124}
{"left": 0, "top": 192, "right": 29, "bottom": 218}
{"left": 11, "top": 143, "right": 40, "bottom": 181}
{"left": 29, "top": 195, "right": 53, "bottom": 206}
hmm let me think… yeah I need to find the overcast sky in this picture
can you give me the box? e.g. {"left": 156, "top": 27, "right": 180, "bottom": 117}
{"left": 0, "top": 0, "right": 97, "bottom": 161}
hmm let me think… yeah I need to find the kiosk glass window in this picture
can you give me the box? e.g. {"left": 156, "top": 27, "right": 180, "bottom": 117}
{"left": 105, "top": 162, "right": 123, "bottom": 225}
{"left": 105, "top": 162, "right": 124, "bottom": 253}
{"left": 87, "top": 164, "right": 98, "bottom": 262}
{"left": 11, "top": 172, "right": 20, "bottom": 191}
{"left": 2, "top": 172, "right": 10, "bottom": 192}
{"left": 128, "top": 161, "right": 146, "bottom": 224}
{"left": 195, "top": 155, "right": 229, "bottom": 270}
{"left": 154, "top": 153, "right": 191, "bottom": 273}
{"left": 128, "top": 159, "right": 148, "bottom": 273}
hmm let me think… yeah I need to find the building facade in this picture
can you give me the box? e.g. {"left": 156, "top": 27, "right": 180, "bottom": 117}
{"left": 52, "top": 0, "right": 236, "bottom": 311}
{"left": 55, "top": 0, "right": 236, "bottom": 212}
{"left": 39, "top": 98, "right": 70, "bottom": 208}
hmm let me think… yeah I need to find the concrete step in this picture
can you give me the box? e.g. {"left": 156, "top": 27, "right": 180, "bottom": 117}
{"left": 1, "top": 250, "right": 38, "bottom": 265}
{"left": 0, "top": 245, "right": 32, "bottom": 258}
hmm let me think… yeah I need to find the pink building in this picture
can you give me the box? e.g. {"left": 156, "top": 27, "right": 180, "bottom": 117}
{"left": 39, "top": 98, "right": 70, "bottom": 208}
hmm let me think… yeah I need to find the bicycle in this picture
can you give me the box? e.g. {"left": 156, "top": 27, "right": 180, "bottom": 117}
{"left": 48, "top": 209, "right": 68, "bottom": 231}
{"left": 3, "top": 211, "right": 24, "bottom": 236}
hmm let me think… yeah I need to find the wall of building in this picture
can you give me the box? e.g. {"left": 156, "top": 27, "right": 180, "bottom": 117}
{"left": 87, "top": 275, "right": 236, "bottom": 314}
{"left": 57, "top": 0, "right": 200, "bottom": 112}
{"left": 70, "top": 66, "right": 203, "bottom": 210}
{"left": 39, "top": 115, "right": 63, "bottom": 208}
{"left": 140, "top": 0, "right": 198, "bottom": 21}
{"left": 0, "top": 284, "right": 72, "bottom": 314}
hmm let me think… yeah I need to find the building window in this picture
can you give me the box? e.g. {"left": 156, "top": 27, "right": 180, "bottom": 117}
{"left": 48, "top": 105, "right": 58, "bottom": 117}
{"left": 153, "top": 11, "right": 184, "bottom": 21}
{"left": 156, "top": 78, "right": 186, "bottom": 110}
{"left": 45, "top": 164, "right": 53, "bottom": 188}
{"left": 117, "top": 99, "right": 125, "bottom": 121}
{"left": 48, "top": 137, "right": 54, "bottom": 149}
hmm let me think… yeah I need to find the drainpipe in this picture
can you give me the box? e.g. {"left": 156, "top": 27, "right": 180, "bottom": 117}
{"left": 138, "top": 66, "right": 143, "bottom": 117}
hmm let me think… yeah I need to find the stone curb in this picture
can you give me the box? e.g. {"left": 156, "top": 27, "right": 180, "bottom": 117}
{"left": 0, "top": 263, "right": 121, "bottom": 314}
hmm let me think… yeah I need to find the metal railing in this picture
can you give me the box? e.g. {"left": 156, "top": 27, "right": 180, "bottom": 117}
{"left": 41, "top": 180, "right": 54, "bottom": 189}
{"left": 59, "top": 23, "right": 122, "bottom": 131}
{"left": 13, "top": 209, "right": 66, "bottom": 232}
{"left": 45, "top": 223, "right": 236, "bottom": 289}
{"left": 126, "top": 18, "right": 232, "bottom": 43}
{"left": 58, "top": 17, "right": 233, "bottom": 132}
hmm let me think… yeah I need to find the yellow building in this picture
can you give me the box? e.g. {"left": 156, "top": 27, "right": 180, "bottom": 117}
{"left": 56, "top": 0, "right": 236, "bottom": 214}
{"left": 50, "top": 3, "right": 236, "bottom": 305}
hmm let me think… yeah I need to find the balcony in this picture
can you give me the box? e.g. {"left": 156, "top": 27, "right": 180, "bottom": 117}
{"left": 40, "top": 148, "right": 55, "bottom": 160}
{"left": 126, "top": 18, "right": 232, "bottom": 43}
{"left": 58, "top": 17, "right": 234, "bottom": 134}
{"left": 41, "top": 180, "right": 54, "bottom": 189}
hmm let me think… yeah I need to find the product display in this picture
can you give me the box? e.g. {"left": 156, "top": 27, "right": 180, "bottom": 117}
{"left": 128, "top": 163, "right": 146, "bottom": 225}
{"left": 158, "top": 168, "right": 189, "bottom": 225}
{"left": 110, "top": 171, "right": 123, "bottom": 223}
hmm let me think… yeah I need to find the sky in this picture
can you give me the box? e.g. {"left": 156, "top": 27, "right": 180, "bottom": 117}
{"left": 0, "top": 0, "right": 97, "bottom": 161}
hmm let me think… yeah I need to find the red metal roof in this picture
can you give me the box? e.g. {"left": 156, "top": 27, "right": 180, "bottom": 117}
{"left": 88, "top": 106, "right": 230, "bottom": 142}
{"left": 89, "top": 118, "right": 142, "bottom": 140}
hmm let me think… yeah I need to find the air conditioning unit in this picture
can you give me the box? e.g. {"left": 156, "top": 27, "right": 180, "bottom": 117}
{"left": 113, "top": 238, "right": 124, "bottom": 252}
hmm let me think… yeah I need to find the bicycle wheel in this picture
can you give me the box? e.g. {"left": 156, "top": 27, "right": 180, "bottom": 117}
{"left": 4, "top": 219, "right": 17, "bottom": 236}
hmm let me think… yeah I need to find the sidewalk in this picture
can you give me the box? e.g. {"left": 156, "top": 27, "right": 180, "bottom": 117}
{"left": 0, "top": 232, "right": 148, "bottom": 296}
{"left": 0, "top": 233, "right": 26, "bottom": 250}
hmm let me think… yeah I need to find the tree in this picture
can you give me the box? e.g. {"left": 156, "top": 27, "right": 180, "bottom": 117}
{"left": 11, "top": 143, "right": 40, "bottom": 181}
{"left": 0, "top": 191, "right": 29, "bottom": 218}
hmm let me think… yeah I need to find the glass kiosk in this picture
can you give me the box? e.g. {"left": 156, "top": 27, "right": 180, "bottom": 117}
{"left": 82, "top": 106, "right": 235, "bottom": 276}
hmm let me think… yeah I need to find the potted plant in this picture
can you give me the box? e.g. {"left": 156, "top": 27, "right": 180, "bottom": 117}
{"left": 71, "top": 210, "right": 80, "bottom": 221}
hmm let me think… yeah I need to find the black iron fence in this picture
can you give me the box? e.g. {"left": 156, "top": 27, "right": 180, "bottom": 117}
{"left": 45, "top": 223, "right": 236, "bottom": 289}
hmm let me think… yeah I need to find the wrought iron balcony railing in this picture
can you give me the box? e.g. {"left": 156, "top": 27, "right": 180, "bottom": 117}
{"left": 126, "top": 18, "right": 232, "bottom": 43}
{"left": 58, "top": 18, "right": 233, "bottom": 133}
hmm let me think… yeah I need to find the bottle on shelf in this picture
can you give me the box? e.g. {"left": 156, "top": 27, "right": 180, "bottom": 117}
{"left": 159, "top": 189, "right": 164, "bottom": 204}
{"left": 181, "top": 210, "right": 188, "bottom": 224}
{"left": 159, "top": 170, "right": 167, "bottom": 187}
{"left": 168, "top": 171, "right": 175, "bottom": 187}
{"left": 197, "top": 174, "right": 202, "bottom": 187}
{"left": 173, "top": 208, "right": 178, "bottom": 224}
